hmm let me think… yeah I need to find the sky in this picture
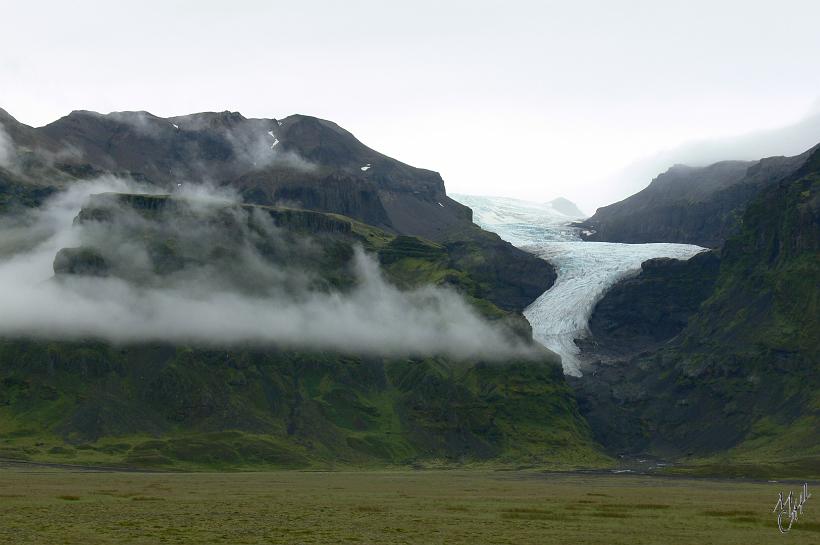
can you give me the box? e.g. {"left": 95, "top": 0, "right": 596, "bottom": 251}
{"left": 2, "top": 0, "right": 820, "bottom": 213}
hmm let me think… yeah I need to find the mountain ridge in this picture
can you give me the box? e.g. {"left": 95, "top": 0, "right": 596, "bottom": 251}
{"left": 578, "top": 144, "right": 817, "bottom": 247}
{"left": 0, "top": 107, "right": 555, "bottom": 313}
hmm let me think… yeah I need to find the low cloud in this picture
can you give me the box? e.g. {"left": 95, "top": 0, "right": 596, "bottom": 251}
{"left": 222, "top": 122, "right": 317, "bottom": 174}
{"left": 109, "top": 110, "right": 318, "bottom": 177}
{"left": 0, "top": 124, "right": 16, "bottom": 170}
{"left": 0, "top": 178, "right": 535, "bottom": 360}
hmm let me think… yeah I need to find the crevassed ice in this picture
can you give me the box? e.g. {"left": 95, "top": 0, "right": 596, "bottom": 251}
{"left": 521, "top": 241, "right": 703, "bottom": 376}
{"left": 451, "top": 194, "right": 705, "bottom": 376}
{"left": 452, "top": 193, "right": 584, "bottom": 245}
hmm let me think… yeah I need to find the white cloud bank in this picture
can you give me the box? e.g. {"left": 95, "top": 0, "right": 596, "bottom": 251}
{"left": 0, "top": 179, "right": 537, "bottom": 361}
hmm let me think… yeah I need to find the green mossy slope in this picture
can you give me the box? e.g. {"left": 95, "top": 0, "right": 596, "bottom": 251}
{"left": 0, "top": 341, "right": 604, "bottom": 470}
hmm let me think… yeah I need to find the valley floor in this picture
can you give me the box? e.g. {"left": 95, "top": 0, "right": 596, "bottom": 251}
{"left": 0, "top": 467, "right": 816, "bottom": 544}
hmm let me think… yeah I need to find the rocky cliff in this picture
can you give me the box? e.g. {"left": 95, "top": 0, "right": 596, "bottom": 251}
{"left": 578, "top": 250, "right": 719, "bottom": 360}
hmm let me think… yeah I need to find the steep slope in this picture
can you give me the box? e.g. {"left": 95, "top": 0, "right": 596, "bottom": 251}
{"left": 579, "top": 147, "right": 814, "bottom": 247}
{"left": 573, "top": 150, "right": 820, "bottom": 477}
{"left": 33, "top": 110, "right": 474, "bottom": 239}
{"left": 578, "top": 251, "right": 720, "bottom": 360}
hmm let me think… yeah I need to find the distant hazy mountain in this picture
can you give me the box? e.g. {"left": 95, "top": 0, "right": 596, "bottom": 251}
{"left": 595, "top": 110, "right": 820, "bottom": 209}
{"left": 547, "top": 196, "right": 586, "bottom": 218}
{"left": 579, "top": 144, "right": 818, "bottom": 247}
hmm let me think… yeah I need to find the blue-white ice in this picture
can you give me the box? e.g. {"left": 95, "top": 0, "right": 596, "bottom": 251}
{"left": 452, "top": 194, "right": 584, "bottom": 245}
{"left": 452, "top": 194, "right": 705, "bottom": 376}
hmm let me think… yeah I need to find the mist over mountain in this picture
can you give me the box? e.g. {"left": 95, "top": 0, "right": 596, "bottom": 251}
{"left": 0, "top": 101, "right": 817, "bottom": 475}
{"left": 0, "top": 107, "right": 468, "bottom": 239}
{"left": 0, "top": 180, "right": 537, "bottom": 359}
{"left": 0, "top": 107, "right": 556, "bottom": 312}
{"left": 594, "top": 109, "right": 820, "bottom": 210}
{"left": 0, "top": 106, "right": 596, "bottom": 469}
{"left": 579, "top": 143, "right": 818, "bottom": 247}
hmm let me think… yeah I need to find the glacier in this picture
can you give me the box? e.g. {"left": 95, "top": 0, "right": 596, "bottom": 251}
{"left": 452, "top": 194, "right": 705, "bottom": 376}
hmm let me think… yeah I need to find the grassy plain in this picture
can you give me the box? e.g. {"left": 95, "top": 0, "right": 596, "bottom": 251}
{"left": 0, "top": 464, "right": 817, "bottom": 544}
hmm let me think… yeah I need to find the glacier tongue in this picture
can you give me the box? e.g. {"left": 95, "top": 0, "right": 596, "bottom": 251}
{"left": 521, "top": 241, "right": 703, "bottom": 376}
{"left": 451, "top": 194, "right": 705, "bottom": 376}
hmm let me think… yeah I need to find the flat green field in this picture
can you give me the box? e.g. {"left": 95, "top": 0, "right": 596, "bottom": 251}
{"left": 0, "top": 464, "right": 817, "bottom": 544}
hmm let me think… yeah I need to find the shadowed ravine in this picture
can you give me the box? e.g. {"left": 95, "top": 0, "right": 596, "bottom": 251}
{"left": 454, "top": 195, "right": 705, "bottom": 375}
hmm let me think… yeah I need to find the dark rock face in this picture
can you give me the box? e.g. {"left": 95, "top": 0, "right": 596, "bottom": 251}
{"left": 579, "top": 251, "right": 720, "bottom": 359}
{"left": 0, "top": 168, "right": 57, "bottom": 212}
{"left": 53, "top": 247, "right": 109, "bottom": 277}
{"left": 444, "top": 239, "right": 558, "bottom": 312}
{"left": 32, "top": 110, "right": 472, "bottom": 240}
{"left": 578, "top": 148, "right": 815, "bottom": 247}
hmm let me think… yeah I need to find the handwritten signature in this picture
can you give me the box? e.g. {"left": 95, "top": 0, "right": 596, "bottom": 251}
{"left": 773, "top": 482, "right": 811, "bottom": 533}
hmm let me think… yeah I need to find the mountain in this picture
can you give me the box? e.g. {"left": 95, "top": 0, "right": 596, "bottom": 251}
{"left": 578, "top": 145, "right": 816, "bottom": 248}
{"left": 0, "top": 108, "right": 601, "bottom": 469}
{"left": 35, "top": 110, "right": 467, "bottom": 238}
{"left": 547, "top": 197, "right": 586, "bottom": 218}
{"left": 573, "top": 147, "right": 820, "bottom": 477}
{"left": 0, "top": 108, "right": 554, "bottom": 312}
{"left": 4, "top": 108, "right": 470, "bottom": 240}
{"left": 0, "top": 190, "right": 605, "bottom": 469}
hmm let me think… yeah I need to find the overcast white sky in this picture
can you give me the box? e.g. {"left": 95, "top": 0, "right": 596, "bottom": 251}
{"left": 2, "top": 0, "right": 820, "bottom": 213}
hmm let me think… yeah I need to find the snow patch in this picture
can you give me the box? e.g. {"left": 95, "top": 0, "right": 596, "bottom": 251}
{"left": 267, "top": 131, "right": 279, "bottom": 149}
